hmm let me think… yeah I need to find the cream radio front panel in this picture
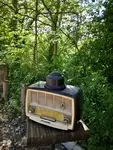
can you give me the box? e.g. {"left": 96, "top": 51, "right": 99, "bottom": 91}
{"left": 26, "top": 89, "right": 75, "bottom": 130}
{"left": 25, "top": 81, "right": 83, "bottom": 130}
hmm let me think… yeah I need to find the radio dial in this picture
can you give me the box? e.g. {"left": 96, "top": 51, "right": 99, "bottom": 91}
{"left": 60, "top": 102, "right": 65, "bottom": 109}
{"left": 64, "top": 118, "right": 69, "bottom": 124}
{"left": 29, "top": 107, "right": 35, "bottom": 114}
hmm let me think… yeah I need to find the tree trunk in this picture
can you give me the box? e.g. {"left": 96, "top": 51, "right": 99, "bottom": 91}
{"left": 33, "top": 0, "right": 38, "bottom": 67}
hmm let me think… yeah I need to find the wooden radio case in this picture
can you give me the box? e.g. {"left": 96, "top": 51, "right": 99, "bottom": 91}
{"left": 25, "top": 71, "right": 83, "bottom": 130}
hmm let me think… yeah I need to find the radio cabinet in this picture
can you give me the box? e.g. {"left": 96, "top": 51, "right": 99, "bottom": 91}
{"left": 25, "top": 81, "right": 82, "bottom": 130}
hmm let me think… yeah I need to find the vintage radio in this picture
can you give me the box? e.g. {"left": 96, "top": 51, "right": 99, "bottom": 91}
{"left": 25, "top": 71, "right": 83, "bottom": 130}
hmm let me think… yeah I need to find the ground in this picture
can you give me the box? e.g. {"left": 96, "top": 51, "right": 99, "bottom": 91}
{"left": 0, "top": 102, "right": 68, "bottom": 150}
{"left": 0, "top": 102, "right": 83, "bottom": 150}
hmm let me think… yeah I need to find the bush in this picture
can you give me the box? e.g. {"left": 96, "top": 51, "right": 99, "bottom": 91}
{"left": 82, "top": 73, "right": 113, "bottom": 147}
{"left": 65, "top": 64, "right": 113, "bottom": 148}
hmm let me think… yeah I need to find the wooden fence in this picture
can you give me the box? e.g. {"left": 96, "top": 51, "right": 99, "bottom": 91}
{"left": 0, "top": 64, "right": 8, "bottom": 101}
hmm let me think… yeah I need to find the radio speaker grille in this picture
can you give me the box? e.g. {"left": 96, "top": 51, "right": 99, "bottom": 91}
{"left": 28, "top": 90, "right": 72, "bottom": 115}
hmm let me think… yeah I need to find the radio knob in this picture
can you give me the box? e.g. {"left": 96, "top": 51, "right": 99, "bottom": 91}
{"left": 29, "top": 107, "right": 35, "bottom": 114}
{"left": 64, "top": 118, "right": 69, "bottom": 124}
{"left": 60, "top": 102, "right": 65, "bottom": 109}
{"left": 29, "top": 110, "right": 32, "bottom": 113}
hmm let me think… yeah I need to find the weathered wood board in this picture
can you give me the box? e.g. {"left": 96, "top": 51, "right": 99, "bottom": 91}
{"left": 27, "top": 118, "right": 90, "bottom": 149}
{"left": 0, "top": 64, "right": 8, "bottom": 101}
{"left": 21, "top": 84, "right": 28, "bottom": 121}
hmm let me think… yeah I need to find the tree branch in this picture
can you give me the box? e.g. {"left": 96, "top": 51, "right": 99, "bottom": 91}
{"left": 60, "top": 28, "right": 76, "bottom": 45}
{"left": 38, "top": 19, "right": 51, "bottom": 26}
{"left": 41, "top": 0, "right": 54, "bottom": 23}
{"left": 40, "top": 13, "right": 51, "bottom": 21}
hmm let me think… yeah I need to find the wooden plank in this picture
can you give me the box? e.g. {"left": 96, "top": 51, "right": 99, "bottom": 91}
{"left": 21, "top": 84, "right": 27, "bottom": 121}
{"left": 0, "top": 64, "right": 7, "bottom": 81}
{"left": 3, "top": 81, "right": 8, "bottom": 101}
{"left": 27, "top": 118, "right": 90, "bottom": 149}
{"left": 0, "top": 64, "right": 8, "bottom": 101}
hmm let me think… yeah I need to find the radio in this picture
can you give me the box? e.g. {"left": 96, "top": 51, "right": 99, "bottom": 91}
{"left": 25, "top": 71, "right": 83, "bottom": 130}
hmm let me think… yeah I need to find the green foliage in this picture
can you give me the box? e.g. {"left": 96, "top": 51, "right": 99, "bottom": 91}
{"left": 83, "top": 74, "right": 113, "bottom": 147}
{"left": 0, "top": 0, "right": 113, "bottom": 149}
